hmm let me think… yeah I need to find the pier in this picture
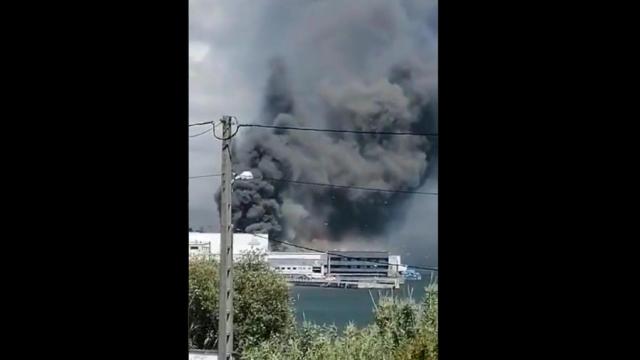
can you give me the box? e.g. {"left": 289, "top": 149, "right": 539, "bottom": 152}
{"left": 287, "top": 277, "right": 402, "bottom": 289}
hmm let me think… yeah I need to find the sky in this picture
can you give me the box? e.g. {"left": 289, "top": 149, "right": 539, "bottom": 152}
{"left": 188, "top": 0, "right": 438, "bottom": 266}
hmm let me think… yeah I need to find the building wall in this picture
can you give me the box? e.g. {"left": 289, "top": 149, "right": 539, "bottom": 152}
{"left": 187, "top": 235, "right": 405, "bottom": 279}
{"left": 267, "top": 252, "right": 326, "bottom": 277}
{"left": 188, "top": 232, "right": 268, "bottom": 259}
{"left": 387, "top": 255, "right": 402, "bottom": 277}
{"left": 328, "top": 251, "right": 394, "bottom": 277}
{"left": 189, "top": 242, "right": 211, "bottom": 257}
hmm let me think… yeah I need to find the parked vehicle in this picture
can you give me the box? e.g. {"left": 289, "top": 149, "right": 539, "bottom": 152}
{"left": 402, "top": 268, "right": 422, "bottom": 281}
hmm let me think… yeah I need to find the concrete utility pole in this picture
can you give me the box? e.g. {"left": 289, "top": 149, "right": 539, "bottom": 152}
{"left": 218, "top": 116, "right": 234, "bottom": 359}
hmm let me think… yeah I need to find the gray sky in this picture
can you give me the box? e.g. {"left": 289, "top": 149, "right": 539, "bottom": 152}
{"left": 189, "top": 0, "right": 437, "bottom": 266}
{"left": 188, "top": 0, "right": 259, "bottom": 230}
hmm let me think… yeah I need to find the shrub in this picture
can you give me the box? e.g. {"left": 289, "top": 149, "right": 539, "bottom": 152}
{"left": 188, "top": 251, "right": 294, "bottom": 352}
{"left": 243, "top": 283, "right": 438, "bottom": 360}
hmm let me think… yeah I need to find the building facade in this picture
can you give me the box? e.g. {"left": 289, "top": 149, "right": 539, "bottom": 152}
{"left": 188, "top": 232, "right": 268, "bottom": 260}
{"left": 189, "top": 241, "right": 211, "bottom": 257}
{"left": 267, "top": 252, "right": 326, "bottom": 279}
{"left": 327, "top": 251, "right": 391, "bottom": 277}
{"left": 188, "top": 233, "right": 406, "bottom": 279}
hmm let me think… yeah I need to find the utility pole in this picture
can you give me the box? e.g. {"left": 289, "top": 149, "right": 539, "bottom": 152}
{"left": 218, "top": 116, "right": 234, "bottom": 359}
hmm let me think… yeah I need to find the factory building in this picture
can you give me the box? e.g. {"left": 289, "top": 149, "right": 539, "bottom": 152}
{"left": 188, "top": 233, "right": 406, "bottom": 279}
{"left": 188, "top": 232, "right": 268, "bottom": 260}
{"left": 328, "top": 251, "right": 406, "bottom": 278}
{"left": 267, "top": 252, "right": 326, "bottom": 279}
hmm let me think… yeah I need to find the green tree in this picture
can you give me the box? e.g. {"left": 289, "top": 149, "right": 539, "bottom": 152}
{"left": 243, "top": 283, "right": 439, "bottom": 360}
{"left": 393, "top": 284, "right": 438, "bottom": 360}
{"left": 188, "top": 251, "right": 294, "bottom": 352}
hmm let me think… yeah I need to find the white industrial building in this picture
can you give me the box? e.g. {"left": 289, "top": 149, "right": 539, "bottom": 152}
{"left": 188, "top": 232, "right": 269, "bottom": 260}
{"left": 268, "top": 252, "right": 326, "bottom": 278}
{"left": 189, "top": 350, "right": 217, "bottom": 360}
{"left": 189, "top": 232, "right": 406, "bottom": 280}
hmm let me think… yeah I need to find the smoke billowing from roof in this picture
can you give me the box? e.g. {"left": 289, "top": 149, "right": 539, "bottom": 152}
{"left": 217, "top": 0, "right": 438, "bottom": 244}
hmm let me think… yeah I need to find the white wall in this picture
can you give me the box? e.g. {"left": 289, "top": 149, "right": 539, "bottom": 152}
{"left": 387, "top": 255, "right": 403, "bottom": 277}
{"left": 268, "top": 253, "right": 324, "bottom": 260}
{"left": 188, "top": 233, "right": 269, "bottom": 257}
{"left": 189, "top": 352, "right": 217, "bottom": 360}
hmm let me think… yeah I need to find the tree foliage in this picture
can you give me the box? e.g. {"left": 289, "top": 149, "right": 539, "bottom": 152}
{"left": 188, "top": 252, "right": 294, "bottom": 352}
{"left": 189, "top": 252, "right": 438, "bottom": 359}
{"left": 243, "top": 283, "right": 438, "bottom": 360}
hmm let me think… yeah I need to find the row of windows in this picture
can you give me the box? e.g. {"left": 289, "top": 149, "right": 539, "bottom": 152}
{"left": 274, "top": 266, "right": 312, "bottom": 271}
{"left": 274, "top": 265, "right": 387, "bottom": 270}
{"left": 274, "top": 266, "right": 323, "bottom": 273}
{"left": 330, "top": 265, "right": 387, "bottom": 269}
{"left": 330, "top": 257, "right": 387, "bottom": 262}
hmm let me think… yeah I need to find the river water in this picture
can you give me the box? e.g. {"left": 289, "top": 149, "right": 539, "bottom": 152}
{"left": 289, "top": 274, "right": 435, "bottom": 329}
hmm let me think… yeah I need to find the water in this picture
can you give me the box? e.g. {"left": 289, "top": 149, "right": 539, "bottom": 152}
{"left": 289, "top": 275, "right": 434, "bottom": 329}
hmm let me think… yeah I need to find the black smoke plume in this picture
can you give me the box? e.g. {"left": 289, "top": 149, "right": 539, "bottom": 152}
{"left": 217, "top": 0, "right": 438, "bottom": 245}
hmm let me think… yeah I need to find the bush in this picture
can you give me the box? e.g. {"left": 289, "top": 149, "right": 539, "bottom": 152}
{"left": 188, "top": 252, "right": 294, "bottom": 352}
{"left": 393, "top": 284, "right": 438, "bottom": 360}
{"left": 242, "top": 283, "right": 438, "bottom": 360}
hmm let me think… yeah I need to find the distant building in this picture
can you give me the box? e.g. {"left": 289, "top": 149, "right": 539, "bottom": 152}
{"left": 268, "top": 252, "right": 326, "bottom": 278}
{"left": 328, "top": 251, "right": 391, "bottom": 277}
{"left": 188, "top": 240, "right": 211, "bottom": 257}
{"left": 189, "top": 350, "right": 217, "bottom": 360}
{"left": 269, "top": 250, "right": 407, "bottom": 279}
{"left": 188, "top": 233, "right": 406, "bottom": 279}
{"left": 188, "top": 232, "right": 268, "bottom": 260}
{"left": 388, "top": 255, "right": 407, "bottom": 277}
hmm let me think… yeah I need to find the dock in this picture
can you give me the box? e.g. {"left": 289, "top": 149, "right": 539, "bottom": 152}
{"left": 287, "top": 277, "right": 402, "bottom": 289}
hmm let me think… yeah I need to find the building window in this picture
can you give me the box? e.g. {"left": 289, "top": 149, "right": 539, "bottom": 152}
{"left": 190, "top": 246, "right": 198, "bottom": 250}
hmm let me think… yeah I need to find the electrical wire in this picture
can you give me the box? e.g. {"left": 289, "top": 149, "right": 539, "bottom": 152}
{"left": 191, "top": 119, "right": 436, "bottom": 139}
{"left": 213, "top": 117, "right": 240, "bottom": 140}
{"left": 189, "top": 125, "right": 214, "bottom": 138}
{"left": 188, "top": 120, "right": 214, "bottom": 127}
{"left": 188, "top": 173, "right": 437, "bottom": 196}
{"left": 239, "top": 123, "right": 437, "bottom": 137}
{"left": 261, "top": 177, "right": 438, "bottom": 196}
{"left": 226, "top": 145, "right": 233, "bottom": 164}
{"left": 189, "top": 174, "right": 221, "bottom": 179}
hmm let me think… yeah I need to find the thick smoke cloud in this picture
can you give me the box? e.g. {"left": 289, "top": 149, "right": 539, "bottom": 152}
{"left": 213, "top": 0, "right": 437, "bottom": 245}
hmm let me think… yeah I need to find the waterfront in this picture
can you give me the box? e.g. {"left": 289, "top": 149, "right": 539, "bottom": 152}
{"left": 289, "top": 274, "right": 435, "bottom": 329}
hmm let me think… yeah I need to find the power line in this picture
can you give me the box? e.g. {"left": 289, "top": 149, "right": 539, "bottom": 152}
{"left": 213, "top": 117, "right": 240, "bottom": 140}
{"left": 225, "top": 145, "right": 233, "bottom": 164}
{"left": 191, "top": 120, "right": 437, "bottom": 137}
{"left": 262, "top": 177, "right": 438, "bottom": 196}
{"left": 189, "top": 174, "right": 221, "bottom": 179}
{"left": 248, "top": 233, "right": 438, "bottom": 272}
{"left": 188, "top": 120, "right": 215, "bottom": 127}
{"left": 188, "top": 173, "right": 438, "bottom": 196}
{"left": 189, "top": 125, "right": 214, "bottom": 138}
{"left": 239, "top": 123, "right": 437, "bottom": 137}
